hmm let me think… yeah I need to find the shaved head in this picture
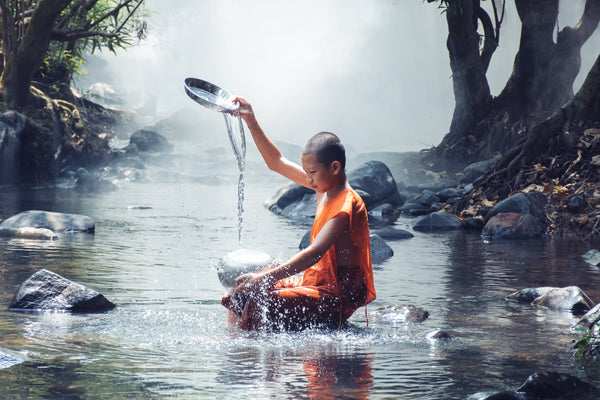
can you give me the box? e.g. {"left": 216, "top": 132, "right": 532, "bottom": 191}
{"left": 302, "top": 132, "right": 346, "bottom": 169}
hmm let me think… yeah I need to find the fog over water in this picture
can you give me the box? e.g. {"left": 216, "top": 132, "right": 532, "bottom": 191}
{"left": 80, "top": 0, "right": 600, "bottom": 153}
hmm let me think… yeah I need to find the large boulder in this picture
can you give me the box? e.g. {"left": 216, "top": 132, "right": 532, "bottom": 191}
{"left": 264, "top": 183, "right": 315, "bottom": 219}
{"left": 346, "top": 161, "right": 404, "bottom": 209}
{"left": 9, "top": 269, "right": 115, "bottom": 312}
{"left": 482, "top": 212, "right": 546, "bottom": 240}
{"left": 218, "top": 249, "right": 274, "bottom": 289}
{"left": 484, "top": 191, "right": 547, "bottom": 223}
{"left": 0, "top": 210, "right": 94, "bottom": 237}
{"left": 413, "top": 212, "right": 463, "bottom": 232}
{"left": 507, "top": 286, "right": 594, "bottom": 314}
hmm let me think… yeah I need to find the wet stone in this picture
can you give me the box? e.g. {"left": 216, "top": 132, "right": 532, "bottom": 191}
{"left": 9, "top": 269, "right": 115, "bottom": 313}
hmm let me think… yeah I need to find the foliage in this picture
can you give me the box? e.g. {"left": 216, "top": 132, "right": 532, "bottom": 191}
{"left": 0, "top": 0, "right": 147, "bottom": 99}
{"left": 574, "top": 322, "right": 600, "bottom": 358}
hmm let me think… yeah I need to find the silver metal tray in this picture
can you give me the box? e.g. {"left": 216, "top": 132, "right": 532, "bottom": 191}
{"left": 184, "top": 77, "right": 239, "bottom": 112}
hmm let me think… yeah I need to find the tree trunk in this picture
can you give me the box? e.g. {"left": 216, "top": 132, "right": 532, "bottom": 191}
{"left": 432, "top": 0, "right": 600, "bottom": 169}
{"left": 0, "top": 0, "right": 72, "bottom": 107}
{"left": 437, "top": 0, "right": 492, "bottom": 159}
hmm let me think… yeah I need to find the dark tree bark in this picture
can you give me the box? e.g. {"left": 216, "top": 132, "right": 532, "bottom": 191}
{"left": 0, "top": 0, "right": 72, "bottom": 107}
{"left": 432, "top": 0, "right": 600, "bottom": 169}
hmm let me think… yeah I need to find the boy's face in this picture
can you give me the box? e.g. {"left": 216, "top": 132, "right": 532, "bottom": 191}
{"left": 301, "top": 153, "right": 339, "bottom": 193}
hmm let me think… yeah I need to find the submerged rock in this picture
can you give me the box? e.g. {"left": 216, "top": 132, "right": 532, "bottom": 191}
{"left": 373, "top": 304, "right": 429, "bottom": 323}
{"left": 125, "top": 129, "right": 173, "bottom": 154}
{"left": 370, "top": 226, "right": 414, "bottom": 241}
{"left": 507, "top": 286, "right": 594, "bottom": 314}
{"left": 482, "top": 212, "right": 546, "bottom": 240}
{"left": 9, "top": 269, "right": 115, "bottom": 312}
{"left": 583, "top": 249, "right": 600, "bottom": 266}
{"left": 413, "top": 212, "right": 463, "bottom": 232}
{"left": 0, "top": 210, "right": 95, "bottom": 237}
{"left": 0, "top": 227, "right": 57, "bottom": 240}
{"left": 469, "top": 372, "right": 600, "bottom": 400}
{"left": 0, "top": 349, "right": 22, "bottom": 370}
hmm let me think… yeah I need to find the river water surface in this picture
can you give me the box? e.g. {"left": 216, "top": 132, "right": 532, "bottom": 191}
{"left": 1, "top": 142, "right": 600, "bottom": 399}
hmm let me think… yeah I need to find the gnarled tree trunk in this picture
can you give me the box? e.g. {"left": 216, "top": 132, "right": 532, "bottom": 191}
{"left": 433, "top": 0, "right": 600, "bottom": 170}
{"left": 0, "top": 0, "right": 72, "bottom": 107}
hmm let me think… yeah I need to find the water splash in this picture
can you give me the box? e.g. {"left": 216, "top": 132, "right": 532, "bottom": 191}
{"left": 223, "top": 112, "right": 246, "bottom": 245}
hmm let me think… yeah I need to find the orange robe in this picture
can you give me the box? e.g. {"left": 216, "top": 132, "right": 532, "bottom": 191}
{"left": 222, "top": 187, "right": 376, "bottom": 330}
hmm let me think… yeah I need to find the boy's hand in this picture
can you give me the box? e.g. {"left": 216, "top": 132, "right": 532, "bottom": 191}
{"left": 231, "top": 97, "right": 256, "bottom": 125}
{"left": 234, "top": 272, "right": 270, "bottom": 294}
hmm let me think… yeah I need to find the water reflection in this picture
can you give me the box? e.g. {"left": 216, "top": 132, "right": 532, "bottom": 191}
{"left": 303, "top": 353, "right": 372, "bottom": 399}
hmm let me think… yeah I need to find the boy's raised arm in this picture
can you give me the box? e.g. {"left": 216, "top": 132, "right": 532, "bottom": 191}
{"left": 233, "top": 97, "right": 309, "bottom": 188}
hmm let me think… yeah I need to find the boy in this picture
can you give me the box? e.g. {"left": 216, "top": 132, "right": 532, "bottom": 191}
{"left": 221, "top": 97, "right": 375, "bottom": 331}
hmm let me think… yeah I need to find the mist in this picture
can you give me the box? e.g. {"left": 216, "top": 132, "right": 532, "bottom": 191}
{"left": 78, "top": 0, "right": 600, "bottom": 153}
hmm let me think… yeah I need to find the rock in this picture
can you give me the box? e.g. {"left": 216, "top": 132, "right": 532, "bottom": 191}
{"left": 346, "top": 161, "right": 404, "bottom": 209}
{"left": 482, "top": 212, "right": 546, "bottom": 240}
{"left": 370, "top": 234, "right": 394, "bottom": 264}
{"left": 467, "top": 391, "right": 521, "bottom": 400}
{"left": 516, "top": 372, "right": 600, "bottom": 399}
{"left": 507, "top": 286, "right": 594, "bottom": 314}
{"left": 531, "top": 286, "right": 594, "bottom": 314}
{"left": 0, "top": 227, "right": 57, "bottom": 240}
{"left": 437, "top": 187, "right": 463, "bottom": 201}
{"left": 0, "top": 210, "right": 94, "bottom": 234}
{"left": 399, "top": 202, "right": 429, "bottom": 215}
{"left": 126, "top": 129, "right": 173, "bottom": 154}
{"left": 506, "top": 287, "right": 555, "bottom": 303}
{"left": 265, "top": 161, "right": 403, "bottom": 221}
{"left": 373, "top": 304, "right": 429, "bottom": 323}
{"left": 418, "top": 179, "right": 458, "bottom": 193}
{"left": 426, "top": 329, "right": 451, "bottom": 340}
{"left": 583, "top": 249, "right": 600, "bottom": 266}
{"left": 460, "top": 157, "right": 498, "bottom": 185}
{"left": 76, "top": 167, "right": 118, "bottom": 192}
{"left": 413, "top": 212, "right": 463, "bottom": 232}
{"left": 0, "top": 349, "right": 22, "bottom": 370}
{"left": 414, "top": 192, "right": 441, "bottom": 207}
{"left": 464, "top": 217, "right": 485, "bottom": 230}
{"left": 9, "top": 269, "right": 115, "bottom": 312}
{"left": 264, "top": 183, "right": 316, "bottom": 218}
{"left": 573, "top": 302, "right": 600, "bottom": 330}
{"left": 368, "top": 203, "right": 398, "bottom": 226}
{"left": 468, "top": 372, "right": 600, "bottom": 400}
{"left": 427, "top": 203, "right": 444, "bottom": 213}
{"left": 0, "top": 111, "right": 27, "bottom": 185}
{"left": 568, "top": 194, "right": 587, "bottom": 213}
{"left": 371, "top": 226, "right": 414, "bottom": 241}
{"left": 218, "top": 249, "right": 274, "bottom": 289}
{"left": 484, "top": 192, "right": 547, "bottom": 223}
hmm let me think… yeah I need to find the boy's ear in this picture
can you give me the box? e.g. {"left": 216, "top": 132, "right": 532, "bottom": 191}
{"left": 331, "top": 160, "right": 342, "bottom": 174}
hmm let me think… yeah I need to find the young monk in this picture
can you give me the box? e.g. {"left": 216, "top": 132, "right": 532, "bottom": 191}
{"left": 221, "top": 97, "right": 376, "bottom": 331}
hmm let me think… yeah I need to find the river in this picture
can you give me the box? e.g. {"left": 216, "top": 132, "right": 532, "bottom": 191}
{"left": 1, "top": 140, "right": 600, "bottom": 399}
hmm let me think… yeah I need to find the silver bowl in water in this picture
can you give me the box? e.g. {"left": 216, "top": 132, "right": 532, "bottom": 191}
{"left": 184, "top": 77, "right": 239, "bottom": 112}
